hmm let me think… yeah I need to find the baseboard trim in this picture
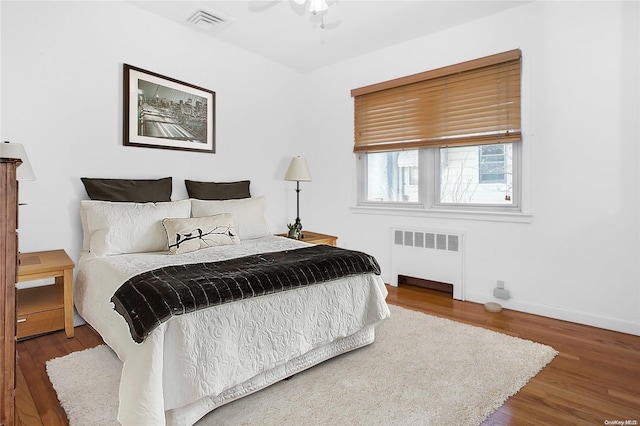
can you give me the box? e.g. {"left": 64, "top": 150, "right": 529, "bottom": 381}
{"left": 465, "top": 292, "right": 640, "bottom": 336}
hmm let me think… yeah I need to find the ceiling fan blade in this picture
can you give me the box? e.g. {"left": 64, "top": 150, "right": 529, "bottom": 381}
{"left": 248, "top": 0, "right": 280, "bottom": 13}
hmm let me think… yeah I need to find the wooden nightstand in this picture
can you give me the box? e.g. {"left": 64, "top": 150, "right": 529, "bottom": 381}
{"left": 17, "top": 249, "right": 75, "bottom": 339}
{"left": 277, "top": 230, "right": 338, "bottom": 246}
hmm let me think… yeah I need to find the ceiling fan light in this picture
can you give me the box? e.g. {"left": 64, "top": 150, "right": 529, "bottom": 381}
{"left": 309, "top": 0, "right": 328, "bottom": 14}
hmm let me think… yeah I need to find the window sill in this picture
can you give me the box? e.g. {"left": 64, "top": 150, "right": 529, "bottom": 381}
{"left": 350, "top": 205, "right": 533, "bottom": 223}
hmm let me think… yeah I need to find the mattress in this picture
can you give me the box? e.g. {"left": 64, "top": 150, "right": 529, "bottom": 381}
{"left": 74, "top": 236, "right": 390, "bottom": 425}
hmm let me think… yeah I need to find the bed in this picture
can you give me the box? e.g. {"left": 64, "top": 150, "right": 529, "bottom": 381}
{"left": 74, "top": 190, "right": 390, "bottom": 426}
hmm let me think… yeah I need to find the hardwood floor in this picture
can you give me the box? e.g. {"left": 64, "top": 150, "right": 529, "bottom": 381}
{"left": 17, "top": 325, "right": 103, "bottom": 425}
{"left": 386, "top": 285, "right": 640, "bottom": 425}
{"left": 17, "top": 285, "right": 640, "bottom": 425}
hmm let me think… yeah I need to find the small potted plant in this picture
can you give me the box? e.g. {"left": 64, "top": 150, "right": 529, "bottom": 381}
{"left": 287, "top": 222, "right": 302, "bottom": 240}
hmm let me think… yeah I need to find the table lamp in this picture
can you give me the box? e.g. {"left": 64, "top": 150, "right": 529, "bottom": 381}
{"left": 284, "top": 156, "right": 311, "bottom": 239}
{"left": 0, "top": 141, "right": 35, "bottom": 181}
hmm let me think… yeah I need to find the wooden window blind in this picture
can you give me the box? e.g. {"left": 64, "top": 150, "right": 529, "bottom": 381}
{"left": 351, "top": 49, "right": 521, "bottom": 153}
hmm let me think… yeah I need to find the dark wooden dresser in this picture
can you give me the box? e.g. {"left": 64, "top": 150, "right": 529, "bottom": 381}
{"left": 1, "top": 158, "right": 20, "bottom": 426}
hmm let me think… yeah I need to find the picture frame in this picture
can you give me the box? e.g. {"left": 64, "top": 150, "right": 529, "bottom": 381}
{"left": 123, "top": 64, "right": 215, "bottom": 153}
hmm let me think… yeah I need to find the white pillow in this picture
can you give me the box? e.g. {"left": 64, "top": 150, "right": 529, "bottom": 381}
{"left": 162, "top": 214, "right": 240, "bottom": 255}
{"left": 190, "top": 196, "right": 271, "bottom": 240}
{"left": 82, "top": 199, "right": 191, "bottom": 256}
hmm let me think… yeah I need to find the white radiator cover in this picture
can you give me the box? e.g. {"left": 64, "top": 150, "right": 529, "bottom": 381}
{"left": 390, "top": 227, "right": 465, "bottom": 300}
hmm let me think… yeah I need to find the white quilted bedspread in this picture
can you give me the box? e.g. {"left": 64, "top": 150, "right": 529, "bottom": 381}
{"left": 75, "top": 236, "right": 390, "bottom": 426}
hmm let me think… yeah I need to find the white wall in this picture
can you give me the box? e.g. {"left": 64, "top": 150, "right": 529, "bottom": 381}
{"left": 301, "top": 1, "right": 640, "bottom": 335}
{"left": 1, "top": 1, "right": 305, "bottom": 259}
{"left": 2, "top": 1, "right": 639, "bottom": 335}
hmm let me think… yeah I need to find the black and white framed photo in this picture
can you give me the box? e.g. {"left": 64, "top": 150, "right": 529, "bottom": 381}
{"left": 123, "top": 64, "right": 215, "bottom": 153}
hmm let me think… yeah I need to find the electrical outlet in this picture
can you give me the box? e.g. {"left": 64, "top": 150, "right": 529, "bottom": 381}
{"left": 497, "top": 280, "right": 505, "bottom": 289}
{"left": 493, "top": 287, "right": 511, "bottom": 300}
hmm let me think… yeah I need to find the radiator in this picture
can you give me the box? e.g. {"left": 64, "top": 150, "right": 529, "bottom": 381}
{"left": 390, "top": 227, "right": 465, "bottom": 300}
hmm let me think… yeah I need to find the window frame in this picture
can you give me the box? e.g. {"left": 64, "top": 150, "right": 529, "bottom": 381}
{"left": 356, "top": 142, "right": 522, "bottom": 213}
{"left": 433, "top": 142, "right": 521, "bottom": 211}
{"left": 357, "top": 151, "right": 424, "bottom": 209}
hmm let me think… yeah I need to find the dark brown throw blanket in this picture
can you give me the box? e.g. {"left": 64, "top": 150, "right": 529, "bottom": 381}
{"left": 111, "top": 245, "right": 381, "bottom": 343}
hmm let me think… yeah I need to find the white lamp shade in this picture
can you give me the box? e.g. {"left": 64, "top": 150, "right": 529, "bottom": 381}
{"left": 284, "top": 156, "right": 312, "bottom": 182}
{"left": 0, "top": 142, "right": 35, "bottom": 180}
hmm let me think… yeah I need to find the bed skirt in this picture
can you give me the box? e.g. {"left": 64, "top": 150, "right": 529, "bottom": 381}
{"left": 167, "top": 324, "right": 376, "bottom": 426}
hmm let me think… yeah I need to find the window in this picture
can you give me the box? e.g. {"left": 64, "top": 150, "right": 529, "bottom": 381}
{"left": 478, "top": 145, "right": 506, "bottom": 184}
{"left": 365, "top": 151, "right": 419, "bottom": 203}
{"left": 439, "top": 143, "right": 514, "bottom": 205}
{"left": 352, "top": 50, "right": 521, "bottom": 211}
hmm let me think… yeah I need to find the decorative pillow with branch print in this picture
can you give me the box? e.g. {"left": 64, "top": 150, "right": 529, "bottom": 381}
{"left": 162, "top": 213, "right": 240, "bottom": 255}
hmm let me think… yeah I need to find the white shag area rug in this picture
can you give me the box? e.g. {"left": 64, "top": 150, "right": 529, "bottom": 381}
{"left": 46, "top": 305, "right": 557, "bottom": 426}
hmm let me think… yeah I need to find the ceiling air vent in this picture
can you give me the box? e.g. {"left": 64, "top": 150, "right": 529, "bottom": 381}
{"left": 186, "top": 8, "right": 233, "bottom": 32}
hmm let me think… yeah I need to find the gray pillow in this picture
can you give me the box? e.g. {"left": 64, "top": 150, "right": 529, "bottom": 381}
{"left": 81, "top": 177, "right": 172, "bottom": 202}
{"left": 185, "top": 180, "right": 251, "bottom": 200}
